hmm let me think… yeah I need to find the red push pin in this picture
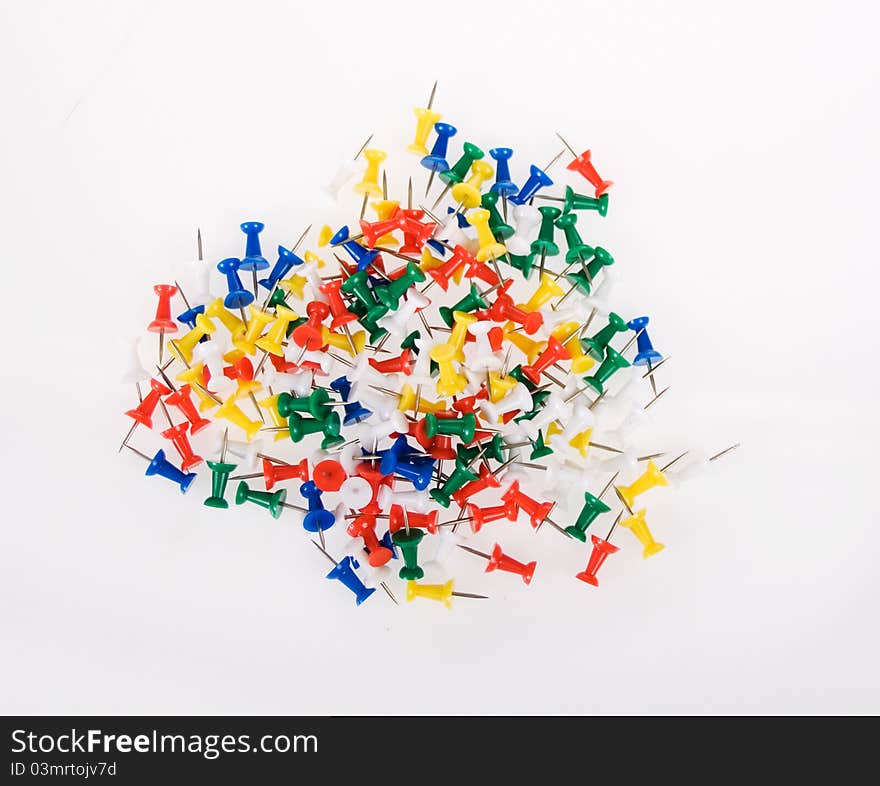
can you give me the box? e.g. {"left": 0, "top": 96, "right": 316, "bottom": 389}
{"left": 389, "top": 504, "right": 438, "bottom": 534}
{"left": 466, "top": 499, "right": 518, "bottom": 533}
{"left": 502, "top": 480, "right": 554, "bottom": 529}
{"left": 292, "top": 301, "right": 331, "bottom": 353}
{"left": 558, "top": 134, "right": 614, "bottom": 198}
{"left": 161, "top": 421, "right": 203, "bottom": 471}
{"left": 451, "top": 462, "right": 500, "bottom": 507}
{"left": 463, "top": 258, "right": 499, "bottom": 288}
{"left": 359, "top": 214, "right": 405, "bottom": 247}
{"left": 521, "top": 335, "right": 572, "bottom": 385}
{"left": 369, "top": 348, "right": 414, "bottom": 375}
{"left": 489, "top": 293, "right": 543, "bottom": 335}
{"left": 348, "top": 514, "right": 393, "bottom": 567}
{"left": 354, "top": 463, "right": 394, "bottom": 515}
{"left": 459, "top": 543, "right": 537, "bottom": 586}
{"left": 575, "top": 512, "right": 623, "bottom": 587}
{"left": 425, "top": 245, "right": 475, "bottom": 292}
{"left": 125, "top": 377, "right": 172, "bottom": 428}
{"left": 313, "top": 459, "right": 347, "bottom": 492}
{"left": 262, "top": 457, "right": 309, "bottom": 490}
{"left": 147, "top": 284, "right": 179, "bottom": 364}
{"left": 319, "top": 279, "right": 358, "bottom": 331}
{"left": 164, "top": 384, "right": 212, "bottom": 435}
{"left": 400, "top": 210, "right": 436, "bottom": 254}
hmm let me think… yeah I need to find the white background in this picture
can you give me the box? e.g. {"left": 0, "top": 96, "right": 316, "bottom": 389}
{"left": 2, "top": 0, "right": 878, "bottom": 714}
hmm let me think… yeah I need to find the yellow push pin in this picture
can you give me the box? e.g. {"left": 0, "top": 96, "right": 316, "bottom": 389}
{"left": 322, "top": 325, "right": 366, "bottom": 357}
{"left": 616, "top": 460, "right": 669, "bottom": 510}
{"left": 407, "top": 81, "right": 442, "bottom": 156}
{"left": 619, "top": 509, "right": 665, "bottom": 558}
{"left": 449, "top": 310, "right": 478, "bottom": 362}
{"left": 258, "top": 394, "right": 289, "bottom": 442}
{"left": 487, "top": 371, "right": 518, "bottom": 403}
{"left": 176, "top": 362, "right": 219, "bottom": 412}
{"left": 215, "top": 397, "right": 262, "bottom": 441}
{"left": 353, "top": 148, "right": 387, "bottom": 197}
{"left": 569, "top": 427, "right": 593, "bottom": 458}
{"left": 169, "top": 313, "right": 215, "bottom": 365}
{"left": 467, "top": 207, "right": 507, "bottom": 262}
{"left": 430, "top": 343, "right": 468, "bottom": 397}
{"left": 395, "top": 383, "right": 447, "bottom": 414}
{"left": 406, "top": 579, "right": 453, "bottom": 608}
{"left": 317, "top": 225, "right": 333, "bottom": 247}
{"left": 205, "top": 298, "right": 244, "bottom": 340}
{"left": 546, "top": 420, "right": 563, "bottom": 438}
{"left": 371, "top": 196, "right": 401, "bottom": 246}
{"left": 522, "top": 272, "right": 564, "bottom": 313}
{"left": 565, "top": 334, "right": 595, "bottom": 374}
{"left": 255, "top": 305, "right": 299, "bottom": 357}
{"left": 304, "top": 250, "right": 327, "bottom": 270}
{"left": 278, "top": 273, "right": 307, "bottom": 301}
{"left": 234, "top": 306, "right": 275, "bottom": 355}
{"left": 503, "top": 323, "right": 542, "bottom": 364}
{"left": 452, "top": 160, "right": 494, "bottom": 209}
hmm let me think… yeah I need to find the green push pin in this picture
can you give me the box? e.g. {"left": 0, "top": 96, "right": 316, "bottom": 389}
{"left": 288, "top": 411, "right": 341, "bottom": 443}
{"left": 509, "top": 364, "right": 538, "bottom": 392}
{"left": 235, "top": 481, "right": 287, "bottom": 519}
{"left": 503, "top": 252, "right": 536, "bottom": 279}
{"left": 425, "top": 412, "right": 476, "bottom": 443}
{"left": 564, "top": 492, "right": 612, "bottom": 542}
{"left": 438, "top": 283, "right": 489, "bottom": 327}
{"left": 400, "top": 330, "right": 421, "bottom": 353}
{"left": 374, "top": 262, "right": 426, "bottom": 309}
{"left": 265, "top": 287, "right": 290, "bottom": 310}
{"left": 530, "top": 206, "right": 562, "bottom": 258}
{"left": 480, "top": 433, "right": 506, "bottom": 464}
{"left": 456, "top": 443, "right": 482, "bottom": 466}
{"left": 340, "top": 270, "right": 379, "bottom": 310}
{"left": 204, "top": 460, "right": 237, "bottom": 508}
{"left": 430, "top": 459, "right": 479, "bottom": 508}
{"left": 584, "top": 346, "right": 630, "bottom": 394}
{"left": 392, "top": 528, "right": 425, "bottom": 580}
{"left": 530, "top": 431, "right": 553, "bottom": 460}
{"left": 563, "top": 185, "right": 609, "bottom": 217}
{"left": 439, "top": 142, "right": 484, "bottom": 187}
{"left": 433, "top": 142, "right": 485, "bottom": 208}
{"left": 278, "top": 389, "right": 331, "bottom": 420}
{"left": 584, "top": 246, "right": 614, "bottom": 280}
{"left": 583, "top": 312, "right": 629, "bottom": 361}
{"left": 481, "top": 191, "right": 514, "bottom": 240}
{"left": 555, "top": 213, "right": 595, "bottom": 264}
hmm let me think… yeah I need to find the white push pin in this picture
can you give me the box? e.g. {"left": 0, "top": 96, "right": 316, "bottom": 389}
{"left": 339, "top": 475, "right": 374, "bottom": 509}
{"left": 121, "top": 337, "right": 150, "bottom": 385}
{"left": 521, "top": 392, "right": 567, "bottom": 439}
{"left": 423, "top": 528, "right": 464, "bottom": 577}
{"left": 506, "top": 204, "right": 541, "bottom": 256}
{"left": 378, "top": 486, "right": 432, "bottom": 513}
{"left": 479, "top": 383, "right": 533, "bottom": 424}
{"left": 465, "top": 321, "right": 502, "bottom": 372}
{"left": 324, "top": 134, "right": 373, "bottom": 203}
{"left": 377, "top": 287, "right": 429, "bottom": 336}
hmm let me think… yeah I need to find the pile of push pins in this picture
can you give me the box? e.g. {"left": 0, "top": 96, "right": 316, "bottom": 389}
{"left": 120, "top": 83, "right": 738, "bottom": 608}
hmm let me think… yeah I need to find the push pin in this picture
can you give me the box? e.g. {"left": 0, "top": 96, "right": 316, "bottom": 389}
{"left": 126, "top": 444, "right": 196, "bottom": 494}
{"left": 408, "top": 80, "right": 441, "bottom": 157}
{"left": 458, "top": 543, "right": 536, "bottom": 586}
{"left": 616, "top": 459, "right": 669, "bottom": 510}
{"left": 406, "top": 580, "right": 488, "bottom": 607}
{"left": 421, "top": 122, "right": 457, "bottom": 197}
{"left": 432, "top": 142, "right": 484, "bottom": 209}
{"left": 204, "top": 430, "right": 237, "bottom": 509}
{"left": 619, "top": 509, "right": 665, "bottom": 558}
{"left": 147, "top": 284, "right": 179, "bottom": 365}
{"left": 311, "top": 541, "right": 376, "bottom": 606}
{"left": 235, "top": 481, "right": 287, "bottom": 519}
{"left": 557, "top": 133, "right": 614, "bottom": 197}
{"left": 238, "top": 222, "right": 269, "bottom": 297}
{"left": 575, "top": 512, "right": 623, "bottom": 587}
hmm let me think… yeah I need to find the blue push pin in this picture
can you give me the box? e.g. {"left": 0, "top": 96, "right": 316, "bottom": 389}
{"left": 489, "top": 147, "right": 518, "bottom": 196}
{"left": 627, "top": 316, "right": 663, "bottom": 366}
{"left": 300, "top": 480, "right": 336, "bottom": 534}
{"left": 329, "top": 376, "right": 372, "bottom": 426}
{"left": 259, "top": 244, "right": 305, "bottom": 293}
{"left": 177, "top": 303, "right": 205, "bottom": 330}
{"left": 135, "top": 447, "right": 197, "bottom": 493}
{"left": 331, "top": 226, "right": 379, "bottom": 272}
{"left": 322, "top": 552, "right": 375, "bottom": 606}
{"left": 379, "top": 436, "right": 435, "bottom": 491}
{"left": 420, "top": 122, "right": 458, "bottom": 196}
{"left": 217, "top": 257, "right": 254, "bottom": 310}
{"left": 449, "top": 206, "right": 470, "bottom": 229}
{"left": 379, "top": 530, "right": 398, "bottom": 560}
{"left": 508, "top": 163, "right": 554, "bottom": 206}
{"left": 238, "top": 222, "right": 269, "bottom": 271}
